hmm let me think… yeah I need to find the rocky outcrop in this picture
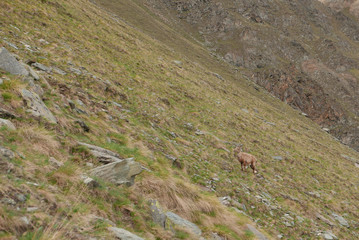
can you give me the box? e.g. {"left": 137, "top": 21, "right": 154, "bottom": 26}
{"left": 0, "top": 47, "right": 28, "bottom": 76}
{"left": 149, "top": 199, "right": 202, "bottom": 236}
{"left": 89, "top": 158, "right": 142, "bottom": 186}
{"left": 144, "top": 0, "right": 359, "bottom": 151}
{"left": 79, "top": 142, "right": 143, "bottom": 186}
{"left": 21, "top": 89, "right": 57, "bottom": 124}
{"left": 108, "top": 227, "right": 144, "bottom": 240}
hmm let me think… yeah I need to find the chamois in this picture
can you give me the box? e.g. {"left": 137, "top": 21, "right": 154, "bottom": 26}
{"left": 234, "top": 144, "right": 258, "bottom": 174}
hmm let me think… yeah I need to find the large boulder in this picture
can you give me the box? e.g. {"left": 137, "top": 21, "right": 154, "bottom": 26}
{"left": 89, "top": 158, "right": 142, "bottom": 186}
{"left": 108, "top": 227, "right": 144, "bottom": 240}
{"left": 21, "top": 89, "right": 57, "bottom": 123}
{"left": 0, "top": 47, "right": 28, "bottom": 76}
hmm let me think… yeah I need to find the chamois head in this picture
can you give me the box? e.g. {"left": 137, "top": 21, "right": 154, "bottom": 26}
{"left": 233, "top": 143, "right": 243, "bottom": 155}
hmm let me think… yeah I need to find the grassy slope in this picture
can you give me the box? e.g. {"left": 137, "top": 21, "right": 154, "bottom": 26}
{"left": 0, "top": 0, "right": 358, "bottom": 239}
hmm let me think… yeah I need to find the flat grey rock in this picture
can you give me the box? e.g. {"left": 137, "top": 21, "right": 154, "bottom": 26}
{"left": 165, "top": 211, "right": 202, "bottom": 236}
{"left": 0, "top": 47, "right": 28, "bottom": 76}
{"left": 332, "top": 213, "right": 349, "bottom": 227}
{"left": 246, "top": 224, "right": 268, "bottom": 240}
{"left": 31, "top": 62, "right": 52, "bottom": 73}
{"left": 90, "top": 158, "right": 142, "bottom": 186}
{"left": 108, "top": 227, "right": 144, "bottom": 240}
{"left": 28, "top": 67, "right": 40, "bottom": 80}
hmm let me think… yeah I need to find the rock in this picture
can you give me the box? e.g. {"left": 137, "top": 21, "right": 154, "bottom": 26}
{"left": 53, "top": 67, "right": 67, "bottom": 75}
{"left": 27, "top": 79, "right": 44, "bottom": 97}
{"left": 212, "top": 72, "right": 224, "bottom": 80}
{"left": 149, "top": 199, "right": 167, "bottom": 228}
{"left": 16, "top": 194, "right": 27, "bottom": 202}
{"left": 20, "top": 216, "right": 30, "bottom": 225}
{"left": 89, "top": 158, "right": 142, "bottom": 186}
{"left": 264, "top": 121, "right": 276, "bottom": 126}
{"left": 31, "top": 62, "right": 52, "bottom": 73}
{"left": 272, "top": 156, "right": 283, "bottom": 161}
{"left": 82, "top": 176, "right": 99, "bottom": 188}
{"left": 218, "top": 196, "right": 232, "bottom": 206}
{"left": 165, "top": 211, "right": 202, "bottom": 236}
{"left": 108, "top": 227, "right": 144, "bottom": 240}
{"left": 322, "top": 128, "right": 330, "bottom": 132}
{"left": 26, "top": 207, "right": 38, "bottom": 212}
{"left": 0, "top": 107, "right": 17, "bottom": 119}
{"left": 112, "top": 101, "right": 122, "bottom": 108}
{"left": 210, "top": 232, "right": 225, "bottom": 240}
{"left": 332, "top": 213, "right": 349, "bottom": 227}
{"left": 1, "top": 198, "right": 16, "bottom": 205}
{"left": 0, "top": 47, "right": 28, "bottom": 76}
{"left": 21, "top": 89, "right": 57, "bottom": 123}
{"left": 296, "top": 215, "right": 305, "bottom": 223}
{"left": 281, "top": 214, "right": 295, "bottom": 227}
{"left": 242, "top": 108, "right": 249, "bottom": 113}
{"left": 39, "top": 39, "right": 50, "bottom": 45}
{"left": 168, "top": 131, "right": 178, "bottom": 138}
{"left": 49, "top": 157, "right": 63, "bottom": 168}
{"left": 86, "top": 162, "right": 94, "bottom": 168}
{"left": 0, "top": 146, "right": 15, "bottom": 160}
{"left": 76, "top": 120, "right": 90, "bottom": 132}
{"left": 89, "top": 215, "right": 116, "bottom": 226}
{"left": 69, "top": 67, "right": 82, "bottom": 75}
{"left": 173, "top": 60, "right": 183, "bottom": 67}
{"left": 184, "top": 122, "right": 194, "bottom": 130}
{"left": 355, "top": 163, "right": 359, "bottom": 168}
{"left": 195, "top": 130, "right": 205, "bottom": 135}
{"left": 77, "top": 142, "right": 122, "bottom": 163}
{"left": 246, "top": 224, "right": 268, "bottom": 240}
{"left": 0, "top": 118, "right": 16, "bottom": 130}
{"left": 322, "top": 231, "right": 338, "bottom": 240}
{"left": 28, "top": 67, "right": 39, "bottom": 80}
{"left": 308, "top": 191, "right": 321, "bottom": 198}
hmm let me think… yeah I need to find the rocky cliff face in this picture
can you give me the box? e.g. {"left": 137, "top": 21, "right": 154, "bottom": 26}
{"left": 319, "top": 0, "right": 359, "bottom": 17}
{"left": 143, "top": 0, "right": 359, "bottom": 150}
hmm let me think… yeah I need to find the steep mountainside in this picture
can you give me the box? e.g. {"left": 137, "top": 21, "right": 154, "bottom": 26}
{"left": 1, "top": 0, "right": 359, "bottom": 240}
{"left": 108, "top": 0, "right": 359, "bottom": 151}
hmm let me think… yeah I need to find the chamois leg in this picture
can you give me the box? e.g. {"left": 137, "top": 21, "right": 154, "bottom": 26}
{"left": 250, "top": 163, "right": 257, "bottom": 174}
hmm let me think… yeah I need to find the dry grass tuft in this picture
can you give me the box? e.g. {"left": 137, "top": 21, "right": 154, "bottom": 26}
{"left": 134, "top": 176, "right": 215, "bottom": 221}
{"left": 19, "top": 126, "right": 60, "bottom": 157}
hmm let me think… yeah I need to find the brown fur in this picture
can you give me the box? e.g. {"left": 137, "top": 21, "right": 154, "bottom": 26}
{"left": 234, "top": 146, "right": 258, "bottom": 174}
